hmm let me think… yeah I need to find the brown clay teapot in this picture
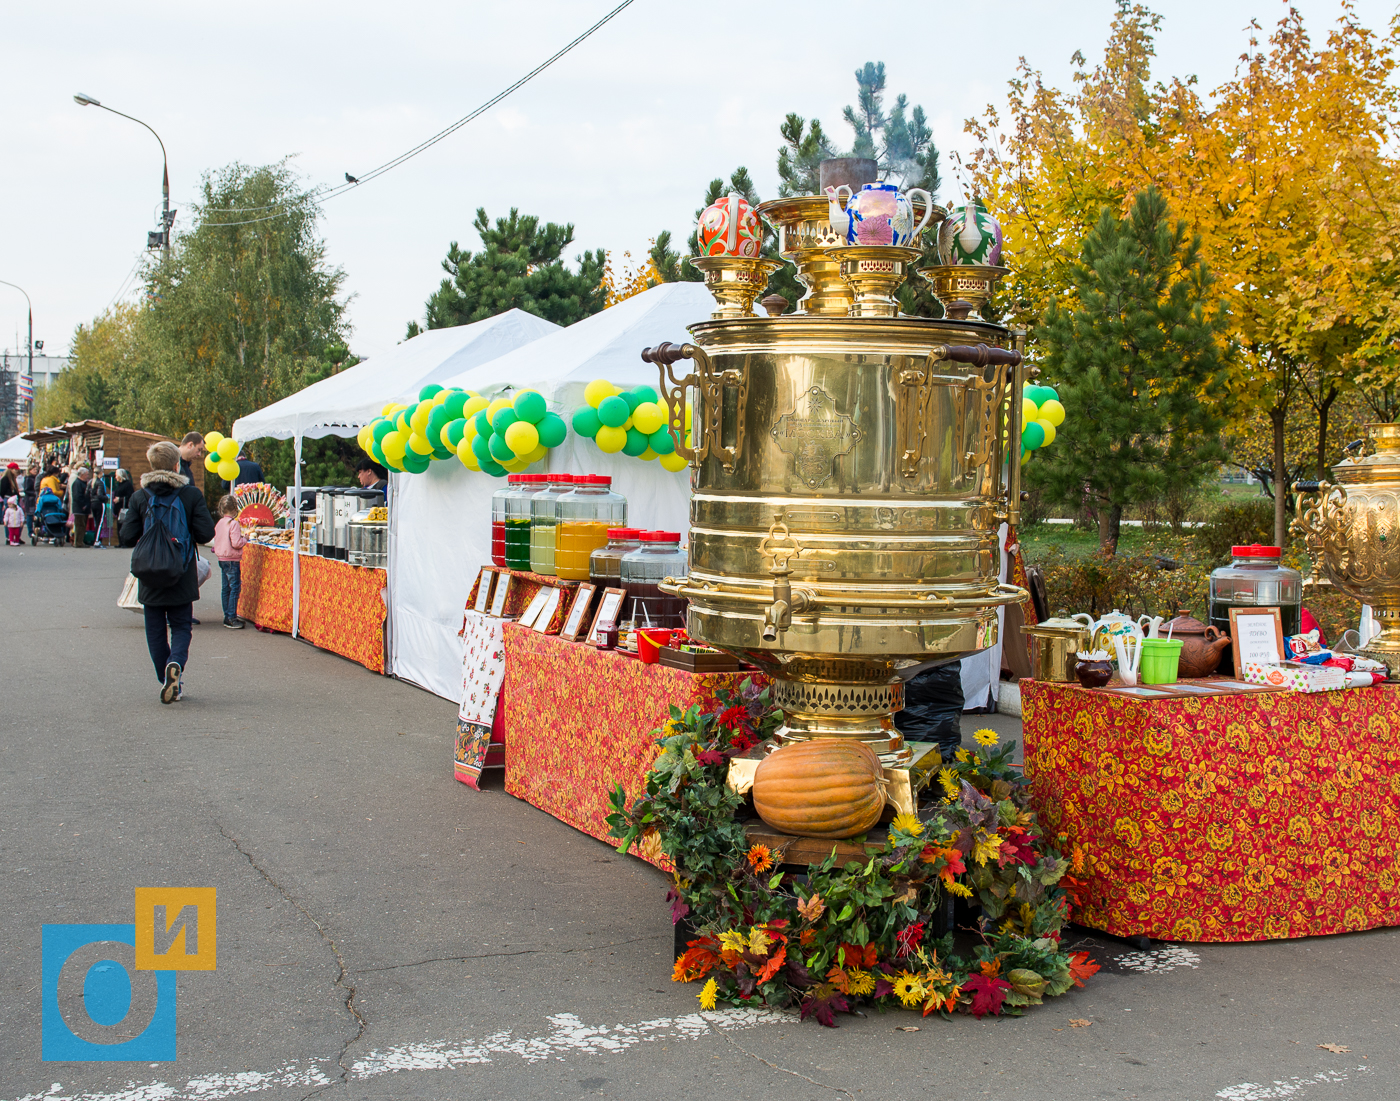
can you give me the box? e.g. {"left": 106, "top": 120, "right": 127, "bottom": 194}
{"left": 1163, "top": 613, "right": 1232, "bottom": 677}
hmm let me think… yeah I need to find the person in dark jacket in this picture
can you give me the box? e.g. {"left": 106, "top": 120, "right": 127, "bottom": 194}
{"left": 68, "top": 467, "right": 92, "bottom": 548}
{"left": 119, "top": 441, "right": 217, "bottom": 703}
{"left": 110, "top": 468, "right": 134, "bottom": 521}
{"left": 893, "top": 661, "right": 965, "bottom": 765}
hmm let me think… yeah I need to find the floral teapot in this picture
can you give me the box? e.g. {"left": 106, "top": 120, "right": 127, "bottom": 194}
{"left": 824, "top": 181, "right": 934, "bottom": 247}
{"left": 1071, "top": 609, "right": 1143, "bottom": 658}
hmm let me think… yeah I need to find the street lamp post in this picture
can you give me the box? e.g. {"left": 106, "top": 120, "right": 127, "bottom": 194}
{"left": 0, "top": 279, "right": 34, "bottom": 433}
{"left": 73, "top": 93, "right": 174, "bottom": 256}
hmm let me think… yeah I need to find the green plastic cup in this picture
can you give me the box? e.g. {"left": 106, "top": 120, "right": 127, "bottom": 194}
{"left": 1140, "top": 638, "right": 1184, "bottom": 684}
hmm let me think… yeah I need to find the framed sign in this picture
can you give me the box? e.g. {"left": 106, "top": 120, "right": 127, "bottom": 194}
{"left": 488, "top": 571, "right": 513, "bottom": 617}
{"left": 1229, "top": 607, "right": 1284, "bottom": 673}
{"left": 532, "top": 586, "right": 564, "bottom": 634}
{"left": 588, "top": 587, "right": 627, "bottom": 646}
{"left": 473, "top": 568, "right": 496, "bottom": 614}
{"left": 518, "top": 587, "right": 553, "bottom": 630}
{"left": 561, "top": 583, "right": 597, "bottom": 642}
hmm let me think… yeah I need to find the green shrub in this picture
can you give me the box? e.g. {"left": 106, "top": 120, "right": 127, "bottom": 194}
{"left": 1193, "top": 498, "right": 1276, "bottom": 566}
{"left": 1037, "top": 544, "right": 1210, "bottom": 620}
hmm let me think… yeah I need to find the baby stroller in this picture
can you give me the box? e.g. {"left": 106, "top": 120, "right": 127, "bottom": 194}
{"left": 33, "top": 490, "right": 68, "bottom": 546}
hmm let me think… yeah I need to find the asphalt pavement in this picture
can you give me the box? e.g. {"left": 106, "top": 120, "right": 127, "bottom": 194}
{"left": 2, "top": 545, "right": 1396, "bottom": 1101}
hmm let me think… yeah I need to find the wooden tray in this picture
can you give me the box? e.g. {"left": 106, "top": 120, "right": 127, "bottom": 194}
{"left": 658, "top": 647, "right": 742, "bottom": 673}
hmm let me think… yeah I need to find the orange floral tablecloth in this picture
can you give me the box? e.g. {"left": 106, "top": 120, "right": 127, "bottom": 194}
{"left": 501, "top": 624, "right": 766, "bottom": 854}
{"left": 1022, "top": 679, "right": 1400, "bottom": 942}
{"left": 237, "top": 544, "right": 387, "bottom": 673}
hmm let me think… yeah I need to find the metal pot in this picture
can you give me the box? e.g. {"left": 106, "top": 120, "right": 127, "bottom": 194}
{"left": 347, "top": 512, "right": 387, "bottom": 568}
{"left": 1021, "top": 616, "right": 1093, "bottom": 682}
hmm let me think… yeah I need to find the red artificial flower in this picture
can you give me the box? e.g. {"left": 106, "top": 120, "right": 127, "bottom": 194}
{"left": 895, "top": 922, "right": 925, "bottom": 958}
{"left": 964, "top": 973, "right": 1011, "bottom": 1018}
{"left": 717, "top": 705, "right": 748, "bottom": 729}
{"left": 1068, "top": 951, "right": 1101, "bottom": 988}
{"left": 798, "top": 983, "right": 849, "bottom": 1028}
{"left": 694, "top": 748, "right": 726, "bottom": 767}
{"left": 672, "top": 937, "right": 719, "bottom": 982}
{"left": 839, "top": 942, "right": 878, "bottom": 969}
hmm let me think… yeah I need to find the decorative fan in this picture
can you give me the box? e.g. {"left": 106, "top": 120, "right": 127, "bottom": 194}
{"left": 233, "top": 482, "right": 287, "bottom": 527}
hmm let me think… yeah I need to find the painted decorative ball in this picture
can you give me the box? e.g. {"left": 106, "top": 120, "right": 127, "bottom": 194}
{"left": 937, "top": 197, "right": 1003, "bottom": 266}
{"left": 697, "top": 192, "right": 764, "bottom": 258}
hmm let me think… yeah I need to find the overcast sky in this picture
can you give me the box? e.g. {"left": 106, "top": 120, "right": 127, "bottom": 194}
{"left": 2, "top": 0, "right": 1395, "bottom": 363}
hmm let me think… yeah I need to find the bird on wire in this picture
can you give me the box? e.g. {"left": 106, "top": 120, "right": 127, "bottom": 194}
{"left": 345, "top": 172, "right": 359, "bottom": 184}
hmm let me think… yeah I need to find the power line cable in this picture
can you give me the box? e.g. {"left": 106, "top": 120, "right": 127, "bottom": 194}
{"left": 193, "top": 0, "right": 636, "bottom": 228}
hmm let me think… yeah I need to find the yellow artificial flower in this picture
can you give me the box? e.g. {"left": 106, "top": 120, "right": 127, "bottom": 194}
{"left": 890, "top": 812, "right": 924, "bottom": 837}
{"left": 946, "top": 881, "right": 974, "bottom": 898}
{"left": 847, "top": 968, "right": 876, "bottom": 996}
{"left": 891, "top": 971, "right": 926, "bottom": 1008}
{"left": 937, "top": 768, "right": 959, "bottom": 797}
{"left": 697, "top": 977, "right": 718, "bottom": 1010}
{"left": 955, "top": 748, "right": 974, "bottom": 763}
{"left": 717, "top": 929, "right": 748, "bottom": 952}
{"left": 972, "top": 833, "right": 1004, "bottom": 866}
{"left": 974, "top": 728, "right": 999, "bottom": 747}
{"left": 747, "top": 926, "right": 774, "bottom": 956}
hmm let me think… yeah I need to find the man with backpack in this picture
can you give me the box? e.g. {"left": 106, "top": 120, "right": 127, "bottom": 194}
{"left": 119, "top": 440, "right": 216, "bottom": 703}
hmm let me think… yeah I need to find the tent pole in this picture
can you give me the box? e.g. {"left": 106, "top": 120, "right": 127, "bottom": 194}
{"left": 292, "top": 432, "right": 302, "bottom": 639}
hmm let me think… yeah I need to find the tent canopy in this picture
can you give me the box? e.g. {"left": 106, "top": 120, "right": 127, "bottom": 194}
{"left": 232, "top": 309, "right": 560, "bottom": 442}
{"left": 0, "top": 434, "right": 33, "bottom": 462}
{"left": 438, "top": 282, "right": 713, "bottom": 403}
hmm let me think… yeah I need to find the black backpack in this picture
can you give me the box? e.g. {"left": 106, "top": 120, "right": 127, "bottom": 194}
{"left": 130, "top": 491, "right": 193, "bottom": 588}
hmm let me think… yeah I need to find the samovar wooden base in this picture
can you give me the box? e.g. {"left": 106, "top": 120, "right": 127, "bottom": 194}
{"left": 726, "top": 740, "right": 943, "bottom": 818}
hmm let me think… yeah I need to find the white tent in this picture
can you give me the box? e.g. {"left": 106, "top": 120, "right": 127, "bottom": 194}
{"left": 231, "top": 309, "right": 560, "bottom": 441}
{"left": 0, "top": 434, "right": 32, "bottom": 463}
{"left": 389, "top": 282, "right": 712, "bottom": 699}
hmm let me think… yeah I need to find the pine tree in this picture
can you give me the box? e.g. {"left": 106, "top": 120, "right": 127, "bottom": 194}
{"left": 413, "top": 208, "right": 606, "bottom": 334}
{"left": 1028, "top": 188, "right": 1230, "bottom": 554}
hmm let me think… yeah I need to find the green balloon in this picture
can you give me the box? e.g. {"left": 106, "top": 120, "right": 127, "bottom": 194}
{"left": 513, "top": 390, "right": 547, "bottom": 424}
{"left": 431, "top": 444, "right": 454, "bottom": 461}
{"left": 598, "top": 395, "right": 630, "bottom": 428}
{"left": 1021, "top": 420, "right": 1046, "bottom": 450}
{"left": 648, "top": 427, "right": 675, "bottom": 455}
{"left": 427, "top": 405, "right": 451, "bottom": 438}
{"left": 621, "top": 389, "right": 645, "bottom": 413}
{"left": 445, "top": 417, "right": 468, "bottom": 447}
{"left": 481, "top": 458, "right": 508, "bottom": 477}
{"left": 631, "top": 384, "right": 659, "bottom": 405}
{"left": 418, "top": 384, "right": 444, "bottom": 402}
{"left": 474, "top": 410, "right": 494, "bottom": 438}
{"left": 491, "top": 407, "right": 519, "bottom": 434}
{"left": 623, "top": 427, "right": 649, "bottom": 457}
{"left": 471, "top": 433, "right": 493, "bottom": 465}
{"left": 538, "top": 411, "right": 568, "bottom": 448}
{"left": 442, "top": 390, "right": 468, "bottom": 418}
{"left": 489, "top": 432, "right": 515, "bottom": 462}
{"left": 402, "top": 449, "right": 431, "bottom": 473}
{"left": 372, "top": 419, "right": 394, "bottom": 443}
{"left": 571, "top": 406, "right": 601, "bottom": 438}
{"left": 370, "top": 440, "right": 387, "bottom": 466}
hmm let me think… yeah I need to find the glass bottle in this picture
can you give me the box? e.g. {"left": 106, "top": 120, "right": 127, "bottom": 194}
{"left": 619, "top": 531, "right": 689, "bottom": 631}
{"left": 504, "top": 474, "right": 541, "bottom": 571}
{"left": 490, "top": 475, "right": 522, "bottom": 568}
{"left": 589, "top": 527, "right": 642, "bottom": 586}
{"left": 1209, "top": 543, "right": 1302, "bottom": 673}
{"left": 555, "top": 476, "right": 628, "bottom": 580}
{"left": 528, "top": 473, "right": 574, "bottom": 576}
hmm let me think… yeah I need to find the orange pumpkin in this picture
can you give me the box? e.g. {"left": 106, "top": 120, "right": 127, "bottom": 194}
{"left": 752, "top": 739, "right": 886, "bottom": 839}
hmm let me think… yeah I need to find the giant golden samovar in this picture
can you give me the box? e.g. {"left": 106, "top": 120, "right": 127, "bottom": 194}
{"left": 1296, "top": 423, "right": 1400, "bottom": 662}
{"left": 643, "top": 171, "right": 1029, "bottom": 781}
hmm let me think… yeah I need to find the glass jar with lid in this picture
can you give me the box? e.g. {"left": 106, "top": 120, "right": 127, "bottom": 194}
{"left": 589, "top": 527, "right": 642, "bottom": 586}
{"left": 619, "top": 531, "right": 689, "bottom": 631}
{"left": 1209, "top": 543, "right": 1302, "bottom": 670}
{"left": 504, "top": 474, "right": 543, "bottom": 570}
{"left": 528, "top": 473, "right": 575, "bottom": 576}
{"left": 555, "top": 476, "right": 628, "bottom": 580}
{"left": 491, "top": 475, "right": 526, "bottom": 567}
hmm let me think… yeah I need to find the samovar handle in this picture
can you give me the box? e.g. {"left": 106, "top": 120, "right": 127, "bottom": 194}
{"left": 642, "top": 341, "right": 746, "bottom": 474}
{"left": 642, "top": 342, "right": 704, "bottom": 465}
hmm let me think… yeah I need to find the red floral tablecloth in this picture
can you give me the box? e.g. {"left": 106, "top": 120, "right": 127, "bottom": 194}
{"left": 500, "top": 625, "right": 766, "bottom": 855}
{"left": 1022, "top": 679, "right": 1400, "bottom": 942}
{"left": 237, "top": 544, "right": 387, "bottom": 673}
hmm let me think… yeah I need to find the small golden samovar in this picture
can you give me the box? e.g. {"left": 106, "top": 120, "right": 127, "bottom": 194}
{"left": 1296, "top": 423, "right": 1400, "bottom": 662}
{"left": 642, "top": 167, "right": 1029, "bottom": 784}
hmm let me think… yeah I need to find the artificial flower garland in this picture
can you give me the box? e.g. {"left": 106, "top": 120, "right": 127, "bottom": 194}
{"left": 606, "top": 681, "right": 1098, "bottom": 1026}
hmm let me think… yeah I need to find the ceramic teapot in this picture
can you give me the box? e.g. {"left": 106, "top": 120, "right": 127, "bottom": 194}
{"left": 937, "top": 197, "right": 1003, "bottom": 266}
{"left": 1071, "top": 609, "right": 1143, "bottom": 657}
{"left": 696, "top": 192, "right": 764, "bottom": 258}
{"left": 824, "top": 181, "right": 934, "bottom": 247}
{"left": 1162, "top": 613, "right": 1233, "bottom": 677}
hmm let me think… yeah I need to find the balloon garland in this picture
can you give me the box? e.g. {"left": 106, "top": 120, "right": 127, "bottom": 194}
{"left": 358, "top": 384, "right": 568, "bottom": 477}
{"left": 201, "top": 431, "right": 244, "bottom": 481}
{"left": 570, "top": 379, "right": 692, "bottom": 473}
{"left": 1020, "top": 384, "right": 1066, "bottom": 464}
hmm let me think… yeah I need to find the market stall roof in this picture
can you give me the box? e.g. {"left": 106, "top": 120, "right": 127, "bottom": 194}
{"left": 436, "top": 282, "right": 714, "bottom": 403}
{"left": 22, "top": 420, "right": 170, "bottom": 446}
{"left": 0, "top": 433, "right": 32, "bottom": 461}
{"left": 231, "top": 309, "right": 560, "bottom": 442}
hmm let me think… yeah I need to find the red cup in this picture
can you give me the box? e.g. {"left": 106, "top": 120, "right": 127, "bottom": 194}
{"left": 637, "top": 628, "right": 674, "bottom": 664}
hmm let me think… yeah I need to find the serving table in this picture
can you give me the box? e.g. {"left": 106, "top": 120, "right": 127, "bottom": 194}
{"left": 1022, "top": 678, "right": 1400, "bottom": 942}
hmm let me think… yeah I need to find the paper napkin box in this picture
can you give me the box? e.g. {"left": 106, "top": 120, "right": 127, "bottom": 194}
{"left": 1242, "top": 660, "right": 1347, "bottom": 693}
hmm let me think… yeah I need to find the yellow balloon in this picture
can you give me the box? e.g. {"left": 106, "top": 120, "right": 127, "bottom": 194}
{"left": 381, "top": 402, "right": 397, "bottom": 416}
{"left": 500, "top": 456, "right": 530, "bottom": 472}
{"left": 1020, "top": 450, "right": 1033, "bottom": 466}
{"left": 1022, "top": 397, "right": 1039, "bottom": 424}
{"left": 595, "top": 424, "right": 627, "bottom": 453}
{"left": 684, "top": 401, "right": 693, "bottom": 430}
{"left": 632, "top": 402, "right": 665, "bottom": 435}
{"left": 456, "top": 438, "right": 480, "bottom": 469}
{"left": 660, "top": 451, "right": 689, "bottom": 472}
{"left": 640, "top": 447, "right": 658, "bottom": 461}
{"left": 216, "top": 458, "right": 240, "bottom": 481}
{"left": 408, "top": 431, "right": 435, "bottom": 456}
{"left": 465, "top": 389, "right": 481, "bottom": 399}
{"left": 409, "top": 403, "right": 432, "bottom": 434}
{"left": 504, "top": 420, "right": 539, "bottom": 456}
{"left": 525, "top": 444, "right": 549, "bottom": 463}
{"left": 203, "top": 430, "right": 224, "bottom": 449}
{"left": 382, "top": 431, "right": 407, "bottom": 461}
{"left": 204, "top": 455, "right": 221, "bottom": 473}
{"left": 357, "top": 425, "right": 372, "bottom": 449}
{"left": 1040, "top": 398, "right": 1066, "bottom": 427}
{"left": 215, "top": 438, "right": 239, "bottom": 460}
{"left": 584, "top": 378, "right": 618, "bottom": 409}
{"left": 433, "top": 391, "right": 450, "bottom": 406}
{"left": 395, "top": 412, "right": 409, "bottom": 434}
{"left": 1037, "top": 419, "right": 1056, "bottom": 447}
{"left": 487, "top": 396, "right": 513, "bottom": 422}
{"left": 463, "top": 396, "right": 490, "bottom": 419}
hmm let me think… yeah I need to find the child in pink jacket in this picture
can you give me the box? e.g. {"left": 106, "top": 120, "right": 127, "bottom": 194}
{"left": 4, "top": 496, "right": 22, "bottom": 545}
{"left": 213, "top": 495, "right": 248, "bottom": 628}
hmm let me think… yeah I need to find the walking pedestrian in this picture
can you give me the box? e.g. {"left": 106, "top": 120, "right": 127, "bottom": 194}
{"left": 178, "top": 433, "right": 206, "bottom": 483}
{"left": 111, "top": 468, "right": 134, "bottom": 523}
{"left": 119, "top": 441, "right": 216, "bottom": 704}
{"left": 68, "top": 467, "right": 92, "bottom": 548}
{"left": 0, "top": 463, "right": 19, "bottom": 501}
{"left": 21, "top": 462, "right": 38, "bottom": 541}
{"left": 213, "top": 494, "right": 247, "bottom": 628}
{"left": 88, "top": 470, "right": 110, "bottom": 546}
{"left": 4, "top": 496, "right": 23, "bottom": 545}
